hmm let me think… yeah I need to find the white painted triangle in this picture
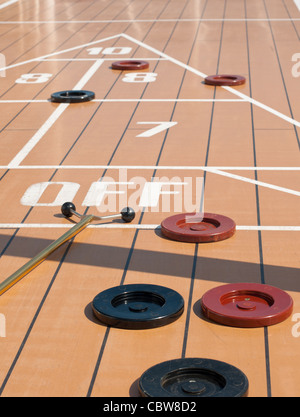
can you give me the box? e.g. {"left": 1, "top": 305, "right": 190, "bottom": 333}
{"left": 1, "top": 32, "right": 299, "bottom": 128}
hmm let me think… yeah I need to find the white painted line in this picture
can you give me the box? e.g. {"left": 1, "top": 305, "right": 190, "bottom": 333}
{"left": 0, "top": 19, "right": 299, "bottom": 24}
{"left": 0, "top": 223, "right": 299, "bottom": 231}
{"left": 39, "top": 58, "right": 168, "bottom": 62}
{"left": 236, "top": 226, "right": 300, "bottom": 231}
{"left": 0, "top": 223, "right": 159, "bottom": 229}
{"left": 0, "top": 99, "right": 247, "bottom": 103}
{"left": 207, "top": 168, "right": 300, "bottom": 196}
{"left": 0, "top": 0, "right": 18, "bottom": 10}
{"left": 207, "top": 166, "right": 300, "bottom": 171}
{"left": 294, "top": 0, "right": 300, "bottom": 12}
{"left": 72, "top": 59, "right": 103, "bottom": 90}
{"left": 78, "top": 98, "right": 247, "bottom": 103}
{"left": 136, "top": 121, "right": 178, "bottom": 138}
{"left": 0, "top": 100, "right": 49, "bottom": 103}
{"left": 1, "top": 165, "right": 300, "bottom": 171}
{"left": 7, "top": 60, "right": 104, "bottom": 168}
{"left": 120, "top": 33, "right": 300, "bottom": 128}
{"left": 222, "top": 85, "right": 300, "bottom": 127}
{"left": 7, "top": 103, "right": 68, "bottom": 168}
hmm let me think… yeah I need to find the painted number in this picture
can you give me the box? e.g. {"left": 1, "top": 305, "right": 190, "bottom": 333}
{"left": 122, "top": 72, "right": 157, "bottom": 83}
{"left": 292, "top": 53, "right": 300, "bottom": 78}
{"left": 136, "top": 121, "right": 177, "bottom": 137}
{"left": 87, "top": 47, "right": 132, "bottom": 55}
{"left": 15, "top": 73, "right": 53, "bottom": 84}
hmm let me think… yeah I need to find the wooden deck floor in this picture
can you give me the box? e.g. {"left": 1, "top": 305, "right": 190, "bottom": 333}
{"left": 0, "top": 0, "right": 299, "bottom": 398}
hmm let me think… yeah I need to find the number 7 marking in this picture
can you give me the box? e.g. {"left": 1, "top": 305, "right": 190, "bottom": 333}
{"left": 136, "top": 121, "right": 177, "bottom": 137}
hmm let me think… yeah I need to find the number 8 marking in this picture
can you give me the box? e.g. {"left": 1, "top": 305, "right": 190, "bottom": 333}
{"left": 15, "top": 73, "right": 53, "bottom": 84}
{"left": 122, "top": 72, "right": 157, "bottom": 83}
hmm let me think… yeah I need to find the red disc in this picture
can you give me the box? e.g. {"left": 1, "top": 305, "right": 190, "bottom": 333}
{"left": 204, "top": 74, "right": 246, "bottom": 86}
{"left": 111, "top": 60, "right": 149, "bottom": 70}
{"left": 160, "top": 213, "right": 235, "bottom": 243}
{"left": 201, "top": 283, "right": 293, "bottom": 328}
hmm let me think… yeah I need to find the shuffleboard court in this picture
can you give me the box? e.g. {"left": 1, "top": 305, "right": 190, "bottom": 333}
{"left": 0, "top": 0, "right": 299, "bottom": 398}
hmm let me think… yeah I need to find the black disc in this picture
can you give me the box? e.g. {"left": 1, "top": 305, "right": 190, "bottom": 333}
{"left": 50, "top": 90, "right": 95, "bottom": 103}
{"left": 92, "top": 284, "right": 184, "bottom": 330}
{"left": 139, "top": 358, "right": 249, "bottom": 397}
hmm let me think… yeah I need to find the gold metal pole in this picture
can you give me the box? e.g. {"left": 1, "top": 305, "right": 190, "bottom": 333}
{"left": 0, "top": 214, "right": 95, "bottom": 296}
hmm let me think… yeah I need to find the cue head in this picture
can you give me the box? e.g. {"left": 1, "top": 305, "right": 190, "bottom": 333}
{"left": 61, "top": 202, "right": 76, "bottom": 218}
{"left": 121, "top": 207, "right": 135, "bottom": 223}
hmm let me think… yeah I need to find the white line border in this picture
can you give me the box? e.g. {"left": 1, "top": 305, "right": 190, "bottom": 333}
{"left": 0, "top": 0, "right": 19, "bottom": 10}
{"left": 0, "top": 18, "right": 299, "bottom": 23}
{"left": 0, "top": 165, "right": 299, "bottom": 170}
{"left": 0, "top": 223, "right": 298, "bottom": 231}
{"left": 0, "top": 99, "right": 247, "bottom": 103}
{"left": 293, "top": 0, "right": 300, "bottom": 12}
